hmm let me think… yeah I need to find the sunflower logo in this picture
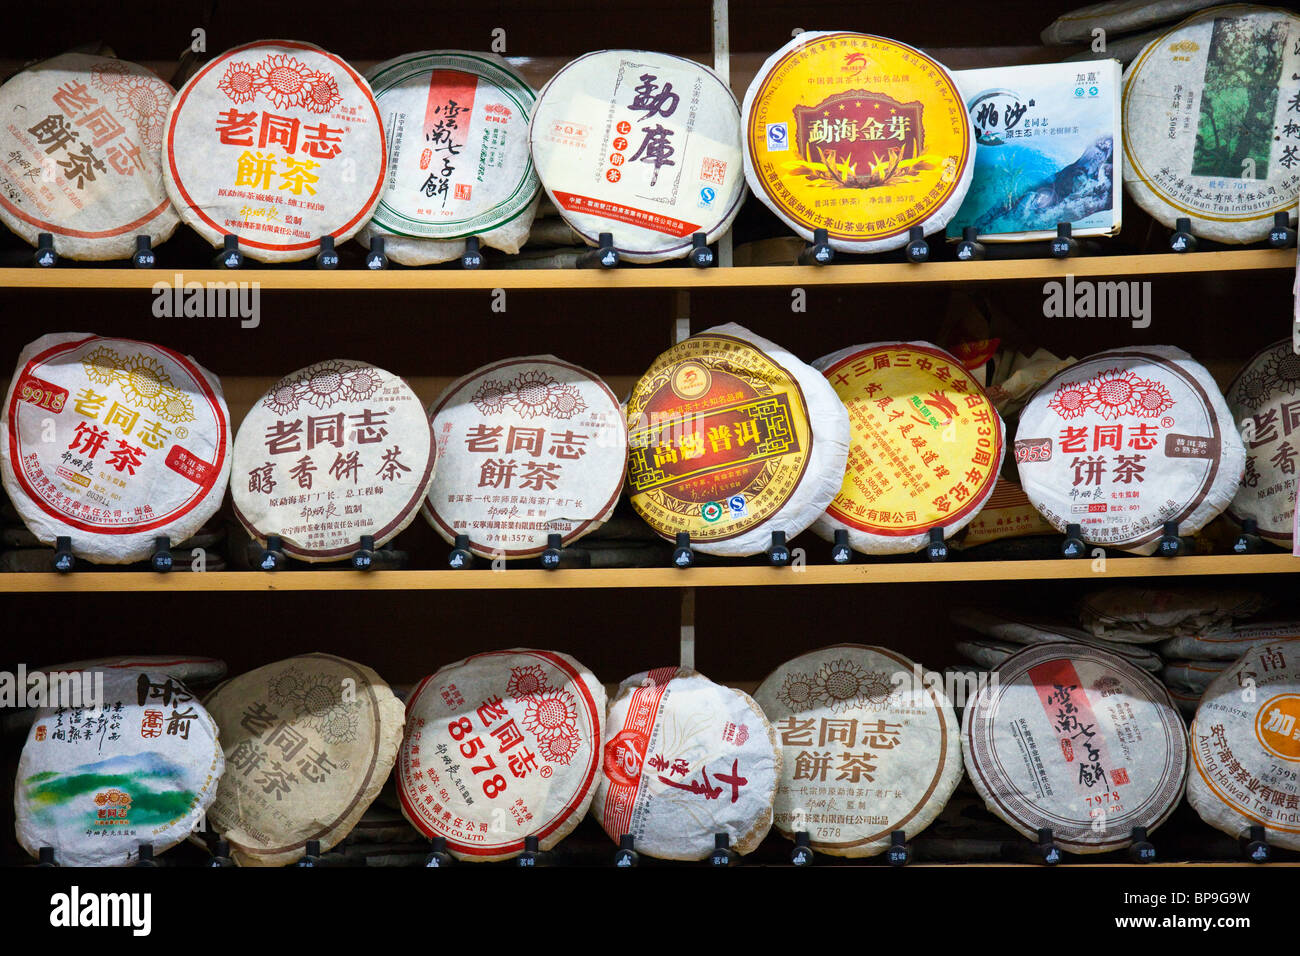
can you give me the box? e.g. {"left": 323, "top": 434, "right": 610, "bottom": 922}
{"left": 509, "top": 370, "right": 561, "bottom": 419}
{"left": 121, "top": 354, "right": 173, "bottom": 405}
{"left": 82, "top": 345, "right": 125, "bottom": 385}
{"left": 302, "top": 71, "right": 342, "bottom": 113}
{"left": 267, "top": 667, "right": 304, "bottom": 707}
{"left": 520, "top": 688, "right": 578, "bottom": 740}
{"left": 1047, "top": 379, "right": 1089, "bottom": 420}
{"left": 91, "top": 60, "right": 129, "bottom": 93}
{"left": 471, "top": 379, "right": 510, "bottom": 416}
{"left": 1234, "top": 368, "right": 1270, "bottom": 411}
{"left": 302, "top": 361, "right": 349, "bottom": 407}
{"left": 1131, "top": 379, "right": 1172, "bottom": 417}
{"left": 1264, "top": 348, "right": 1300, "bottom": 395}
{"left": 257, "top": 54, "right": 315, "bottom": 110}
{"left": 217, "top": 60, "right": 259, "bottom": 104}
{"left": 537, "top": 729, "right": 581, "bottom": 765}
{"left": 776, "top": 671, "right": 816, "bottom": 713}
{"left": 290, "top": 672, "right": 359, "bottom": 745}
{"left": 265, "top": 380, "right": 304, "bottom": 415}
{"left": 116, "top": 76, "right": 168, "bottom": 129}
{"left": 341, "top": 367, "right": 381, "bottom": 402}
{"left": 153, "top": 387, "right": 195, "bottom": 424}
{"left": 506, "top": 665, "right": 551, "bottom": 701}
{"left": 1087, "top": 369, "right": 1141, "bottom": 420}
{"left": 812, "top": 660, "right": 896, "bottom": 712}
{"left": 550, "top": 384, "right": 588, "bottom": 420}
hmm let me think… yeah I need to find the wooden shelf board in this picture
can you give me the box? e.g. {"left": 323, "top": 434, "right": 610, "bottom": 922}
{"left": 0, "top": 249, "right": 1290, "bottom": 292}
{"left": 1, "top": 553, "right": 1295, "bottom": 592}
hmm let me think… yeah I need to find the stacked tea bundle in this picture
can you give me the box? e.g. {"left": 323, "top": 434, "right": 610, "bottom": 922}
{"left": 951, "top": 605, "right": 1164, "bottom": 673}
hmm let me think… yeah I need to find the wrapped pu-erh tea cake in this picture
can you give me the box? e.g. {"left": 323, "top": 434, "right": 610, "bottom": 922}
{"left": 1159, "top": 623, "right": 1300, "bottom": 661}
{"left": 422, "top": 356, "right": 627, "bottom": 559}
{"left": 1226, "top": 340, "right": 1300, "bottom": 545}
{"left": 358, "top": 51, "right": 541, "bottom": 265}
{"left": 0, "top": 333, "right": 232, "bottom": 564}
{"left": 231, "top": 360, "right": 436, "bottom": 561}
{"left": 811, "top": 342, "right": 1005, "bottom": 555}
{"left": 201, "top": 653, "right": 405, "bottom": 866}
{"left": 1187, "top": 641, "right": 1300, "bottom": 849}
{"left": 962, "top": 643, "right": 1188, "bottom": 853}
{"left": 0, "top": 54, "right": 179, "bottom": 260}
{"left": 1015, "top": 346, "right": 1245, "bottom": 554}
{"left": 1121, "top": 5, "right": 1300, "bottom": 244}
{"left": 592, "top": 667, "right": 780, "bottom": 861}
{"left": 163, "top": 40, "right": 385, "bottom": 263}
{"left": 15, "top": 668, "right": 223, "bottom": 866}
{"left": 1041, "top": 0, "right": 1220, "bottom": 45}
{"left": 951, "top": 606, "right": 1164, "bottom": 672}
{"left": 1161, "top": 658, "right": 1231, "bottom": 692}
{"left": 755, "top": 645, "right": 962, "bottom": 858}
{"left": 529, "top": 50, "right": 745, "bottom": 262}
{"left": 742, "top": 32, "right": 973, "bottom": 254}
{"left": 397, "top": 649, "right": 605, "bottom": 861}
{"left": 626, "top": 323, "right": 849, "bottom": 556}
{"left": 1078, "top": 586, "right": 1265, "bottom": 644}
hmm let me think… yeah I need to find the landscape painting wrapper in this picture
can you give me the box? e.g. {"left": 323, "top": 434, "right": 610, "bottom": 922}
{"left": 0, "top": 53, "right": 179, "bottom": 260}
{"left": 16, "top": 669, "right": 222, "bottom": 866}
{"left": 0, "top": 332, "right": 231, "bottom": 564}
{"left": 755, "top": 645, "right": 961, "bottom": 858}
{"left": 396, "top": 649, "right": 605, "bottom": 862}
{"left": 163, "top": 40, "right": 385, "bottom": 262}
{"left": 592, "top": 668, "right": 780, "bottom": 861}
{"left": 422, "top": 356, "right": 627, "bottom": 559}
{"left": 1122, "top": 6, "right": 1300, "bottom": 243}
{"left": 948, "top": 60, "right": 1121, "bottom": 242}
{"left": 962, "top": 643, "right": 1188, "bottom": 853}
{"left": 1226, "top": 340, "right": 1300, "bottom": 543}
{"left": 360, "top": 50, "right": 540, "bottom": 265}
{"left": 1187, "top": 641, "right": 1300, "bottom": 849}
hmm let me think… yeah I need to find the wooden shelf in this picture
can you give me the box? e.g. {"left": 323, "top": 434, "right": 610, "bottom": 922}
{"left": 1, "top": 553, "right": 1294, "bottom": 592}
{"left": 0, "top": 249, "right": 1291, "bottom": 293}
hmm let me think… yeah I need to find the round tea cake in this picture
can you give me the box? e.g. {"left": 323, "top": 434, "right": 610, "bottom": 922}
{"left": 45, "top": 655, "right": 227, "bottom": 685}
{"left": 231, "top": 359, "right": 435, "bottom": 561}
{"left": 0, "top": 53, "right": 178, "bottom": 260}
{"left": 529, "top": 50, "right": 745, "bottom": 262}
{"left": 951, "top": 606, "right": 1164, "bottom": 672}
{"left": 1015, "top": 346, "right": 1245, "bottom": 554}
{"left": 1168, "top": 685, "right": 1201, "bottom": 718}
{"left": 1187, "top": 641, "right": 1300, "bottom": 848}
{"left": 1162, "top": 658, "right": 1230, "bottom": 692}
{"left": 163, "top": 40, "right": 385, "bottom": 262}
{"left": 1226, "top": 339, "right": 1300, "bottom": 543}
{"left": 962, "top": 642, "right": 1188, "bottom": 853}
{"left": 1160, "top": 624, "right": 1300, "bottom": 661}
{"left": 201, "top": 653, "right": 405, "bottom": 866}
{"left": 15, "top": 668, "right": 222, "bottom": 866}
{"left": 755, "top": 645, "right": 961, "bottom": 857}
{"left": 811, "top": 342, "right": 1005, "bottom": 554}
{"left": 1122, "top": 5, "right": 1300, "bottom": 244}
{"left": 955, "top": 638, "right": 1021, "bottom": 669}
{"left": 1078, "top": 586, "right": 1265, "bottom": 644}
{"left": 0, "top": 333, "right": 231, "bottom": 564}
{"left": 396, "top": 649, "right": 605, "bottom": 861}
{"left": 422, "top": 356, "right": 626, "bottom": 559}
{"left": 1042, "top": 0, "right": 1222, "bottom": 45}
{"left": 626, "top": 323, "right": 849, "bottom": 556}
{"left": 742, "top": 31, "right": 973, "bottom": 253}
{"left": 359, "top": 50, "right": 541, "bottom": 265}
{"left": 593, "top": 667, "right": 780, "bottom": 861}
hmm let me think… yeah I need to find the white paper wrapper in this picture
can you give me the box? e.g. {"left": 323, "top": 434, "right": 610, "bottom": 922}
{"left": 742, "top": 32, "right": 974, "bottom": 253}
{"left": 358, "top": 50, "right": 540, "bottom": 265}
{"left": 811, "top": 342, "right": 1005, "bottom": 554}
{"left": 592, "top": 667, "right": 780, "bottom": 861}
{"left": 626, "top": 323, "right": 849, "bottom": 556}
{"left": 956, "top": 639, "right": 1021, "bottom": 669}
{"left": 1162, "top": 658, "right": 1231, "bottom": 692}
{"left": 1042, "top": 0, "right": 1222, "bottom": 44}
{"left": 231, "top": 359, "right": 436, "bottom": 561}
{"left": 962, "top": 642, "right": 1187, "bottom": 853}
{"left": 200, "top": 653, "right": 404, "bottom": 866}
{"left": 952, "top": 606, "right": 1164, "bottom": 672}
{"left": 1186, "top": 641, "right": 1300, "bottom": 849}
{"left": 163, "top": 40, "right": 385, "bottom": 262}
{"left": 15, "top": 669, "right": 223, "bottom": 866}
{"left": 0, "top": 53, "right": 178, "bottom": 260}
{"left": 0, "top": 333, "right": 232, "bottom": 564}
{"left": 529, "top": 50, "right": 745, "bottom": 263}
{"left": 755, "top": 645, "right": 961, "bottom": 857}
{"left": 1078, "top": 586, "right": 1265, "bottom": 643}
{"left": 396, "top": 649, "right": 605, "bottom": 861}
{"left": 1121, "top": 6, "right": 1300, "bottom": 243}
{"left": 43, "top": 655, "right": 227, "bottom": 685}
{"left": 1159, "top": 623, "right": 1300, "bottom": 660}
{"left": 1167, "top": 684, "right": 1201, "bottom": 718}
{"left": 1226, "top": 339, "right": 1300, "bottom": 543}
{"left": 1015, "top": 345, "right": 1245, "bottom": 555}
{"left": 422, "top": 356, "right": 627, "bottom": 559}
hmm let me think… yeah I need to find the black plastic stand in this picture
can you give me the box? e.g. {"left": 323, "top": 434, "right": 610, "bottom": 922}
{"left": 316, "top": 235, "right": 339, "bottom": 269}
{"left": 1061, "top": 523, "right": 1086, "bottom": 559}
{"left": 1127, "top": 825, "right": 1156, "bottom": 863}
{"left": 151, "top": 536, "right": 172, "bottom": 573}
{"left": 425, "top": 836, "right": 454, "bottom": 867}
{"left": 830, "top": 528, "right": 851, "bottom": 565}
{"left": 1268, "top": 211, "right": 1296, "bottom": 249}
{"left": 886, "top": 829, "right": 911, "bottom": 866}
{"left": 352, "top": 534, "right": 376, "bottom": 571}
{"left": 132, "top": 235, "right": 156, "bottom": 268}
{"left": 1035, "top": 827, "right": 1061, "bottom": 865}
{"left": 36, "top": 847, "right": 56, "bottom": 867}
{"left": 767, "top": 530, "right": 791, "bottom": 567}
{"left": 1170, "top": 217, "right": 1197, "bottom": 253}
{"left": 540, "top": 533, "right": 563, "bottom": 570}
{"left": 1156, "top": 520, "right": 1183, "bottom": 558}
{"left": 708, "top": 833, "right": 737, "bottom": 866}
{"left": 790, "top": 831, "right": 814, "bottom": 866}
{"left": 134, "top": 844, "right": 158, "bottom": 867}
{"left": 614, "top": 833, "right": 640, "bottom": 867}
{"left": 517, "top": 835, "right": 540, "bottom": 867}
{"left": 578, "top": 232, "right": 619, "bottom": 269}
{"left": 1233, "top": 518, "right": 1262, "bottom": 555}
{"left": 449, "top": 534, "right": 474, "bottom": 570}
{"left": 33, "top": 232, "right": 57, "bottom": 268}
{"left": 688, "top": 232, "right": 714, "bottom": 268}
{"left": 1050, "top": 222, "right": 1079, "bottom": 259}
{"left": 214, "top": 234, "right": 242, "bottom": 269}
{"left": 53, "top": 536, "right": 75, "bottom": 574}
{"left": 672, "top": 531, "right": 694, "bottom": 569}
{"left": 208, "top": 840, "right": 235, "bottom": 868}
{"left": 462, "top": 236, "right": 483, "bottom": 269}
{"left": 904, "top": 226, "right": 929, "bottom": 263}
{"left": 925, "top": 527, "right": 948, "bottom": 562}
{"left": 798, "top": 228, "right": 833, "bottom": 266}
{"left": 295, "top": 840, "right": 322, "bottom": 867}
{"left": 258, "top": 534, "right": 287, "bottom": 572}
{"left": 365, "top": 236, "right": 388, "bottom": 270}
{"left": 1240, "top": 825, "right": 1270, "bottom": 863}
{"left": 955, "top": 226, "right": 985, "bottom": 262}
